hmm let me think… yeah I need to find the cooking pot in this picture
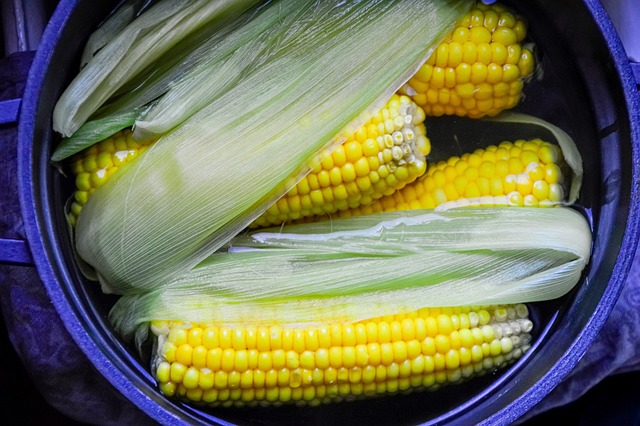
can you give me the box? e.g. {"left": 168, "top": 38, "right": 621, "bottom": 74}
{"left": 1, "top": 0, "right": 639, "bottom": 424}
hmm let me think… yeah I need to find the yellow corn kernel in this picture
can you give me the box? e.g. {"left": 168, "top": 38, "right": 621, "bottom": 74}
{"left": 401, "top": 1, "right": 535, "bottom": 118}
{"left": 151, "top": 305, "right": 533, "bottom": 407}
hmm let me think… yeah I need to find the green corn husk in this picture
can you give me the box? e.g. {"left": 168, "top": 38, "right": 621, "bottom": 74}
{"left": 53, "top": 0, "right": 262, "bottom": 138}
{"left": 108, "top": 207, "right": 592, "bottom": 348}
{"left": 53, "top": 1, "right": 280, "bottom": 161}
{"left": 74, "top": 0, "right": 473, "bottom": 294}
{"left": 79, "top": 0, "right": 151, "bottom": 69}
{"left": 51, "top": 110, "right": 141, "bottom": 162}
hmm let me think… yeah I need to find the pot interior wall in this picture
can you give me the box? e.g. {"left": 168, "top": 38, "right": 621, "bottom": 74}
{"left": 21, "top": 0, "right": 637, "bottom": 424}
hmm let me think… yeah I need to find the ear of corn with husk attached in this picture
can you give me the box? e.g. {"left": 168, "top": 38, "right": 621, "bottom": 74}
{"left": 66, "top": 95, "right": 430, "bottom": 228}
{"left": 109, "top": 206, "right": 591, "bottom": 406}
{"left": 69, "top": 0, "right": 473, "bottom": 295}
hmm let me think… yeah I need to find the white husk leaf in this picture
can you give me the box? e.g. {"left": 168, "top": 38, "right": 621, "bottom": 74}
{"left": 132, "top": 0, "right": 313, "bottom": 139}
{"left": 93, "top": 0, "right": 278, "bottom": 120}
{"left": 53, "top": 2, "right": 269, "bottom": 161}
{"left": 131, "top": 38, "right": 265, "bottom": 140}
{"left": 80, "top": 0, "right": 149, "bottom": 69}
{"left": 229, "top": 208, "right": 591, "bottom": 258}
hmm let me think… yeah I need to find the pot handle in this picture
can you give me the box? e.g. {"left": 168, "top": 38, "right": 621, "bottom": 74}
{"left": 0, "top": 239, "right": 32, "bottom": 266}
{"left": 0, "top": 97, "right": 33, "bottom": 266}
{"left": 0, "top": 99, "right": 21, "bottom": 125}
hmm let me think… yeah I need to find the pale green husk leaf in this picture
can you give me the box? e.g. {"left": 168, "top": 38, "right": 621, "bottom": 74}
{"left": 131, "top": 0, "right": 311, "bottom": 139}
{"left": 53, "top": 0, "right": 261, "bottom": 137}
{"left": 79, "top": 0, "right": 150, "bottom": 69}
{"left": 229, "top": 207, "right": 591, "bottom": 257}
{"left": 52, "top": 2, "right": 264, "bottom": 161}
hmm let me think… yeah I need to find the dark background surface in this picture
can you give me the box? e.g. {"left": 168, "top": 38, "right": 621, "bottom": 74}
{"left": 1, "top": 0, "right": 639, "bottom": 425}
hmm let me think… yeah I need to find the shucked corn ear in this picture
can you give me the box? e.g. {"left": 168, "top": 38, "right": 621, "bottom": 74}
{"left": 150, "top": 304, "right": 533, "bottom": 407}
{"left": 318, "top": 138, "right": 570, "bottom": 220}
{"left": 66, "top": 95, "right": 430, "bottom": 228}
{"left": 400, "top": 1, "right": 535, "bottom": 118}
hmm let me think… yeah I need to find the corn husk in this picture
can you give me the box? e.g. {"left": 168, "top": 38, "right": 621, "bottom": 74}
{"left": 53, "top": 0, "right": 262, "bottom": 137}
{"left": 79, "top": 0, "right": 151, "bottom": 69}
{"left": 53, "top": 1, "right": 281, "bottom": 161}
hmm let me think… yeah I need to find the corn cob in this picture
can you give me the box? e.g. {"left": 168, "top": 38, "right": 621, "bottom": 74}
{"left": 327, "top": 139, "right": 568, "bottom": 220}
{"left": 67, "top": 95, "right": 430, "bottom": 228}
{"left": 400, "top": 1, "right": 535, "bottom": 118}
{"left": 150, "top": 304, "right": 532, "bottom": 407}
